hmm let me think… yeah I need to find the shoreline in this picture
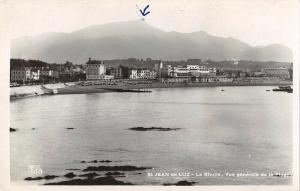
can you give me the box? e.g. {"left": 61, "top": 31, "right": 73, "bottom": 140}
{"left": 10, "top": 80, "right": 293, "bottom": 99}
{"left": 56, "top": 81, "right": 292, "bottom": 95}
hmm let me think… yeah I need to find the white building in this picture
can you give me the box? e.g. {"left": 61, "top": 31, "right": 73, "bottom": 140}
{"left": 187, "top": 65, "right": 200, "bottom": 70}
{"left": 171, "top": 65, "right": 216, "bottom": 78}
{"left": 25, "top": 68, "right": 31, "bottom": 80}
{"left": 173, "top": 67, "right": 190, "bottom": 77}
{"left": 130, "top": 69, "right": 138, "bottom": 79}
{"left": 130, "top": 69, "right": 156, "bottom": 79}
{"left": 31, "top": 69, "right": 40, "bottom": 80}
{"left": 138, "top": 69, "right": 155, "bottom": 79}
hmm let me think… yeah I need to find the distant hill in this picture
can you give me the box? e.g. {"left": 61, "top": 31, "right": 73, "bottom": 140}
{"left": 10, "top": 58, "right": 292, "bottom": 72}
{"left": 11, "top": 20, "right": 292, "bottom": 64}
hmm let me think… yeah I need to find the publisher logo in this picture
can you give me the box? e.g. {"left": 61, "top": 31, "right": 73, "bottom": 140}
{"left": 28, "top": 165, "right": 43, "bottom": 176}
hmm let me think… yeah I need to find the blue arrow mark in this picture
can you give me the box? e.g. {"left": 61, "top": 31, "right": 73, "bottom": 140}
{"left": 139, "top": 4, "right": 150, "bottom": 17}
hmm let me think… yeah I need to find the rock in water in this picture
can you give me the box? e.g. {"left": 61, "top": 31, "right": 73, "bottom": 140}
{"left": 78, "top": 172, "right": 100, "bottom": 179}
{"left": 43, "top": 175, "right": 59, "bottom": 180}
{"left": 44, "top": 175, "right": 134, "bottom": 185}
{"left": 10, "top": 127, "right": 17, "bottom": 132}
{"left": 25, "top": 177, "right": 43, "bottom": 181}
{"left": 25, "top": 175, "right": 58, "bottom": 181}
{"left": 164, "top": 180, "right": 197, "bottom": 186}
{"left": 129, "top": 127, "right": 181, "bottom": 131}
{"left": 83, "top": 165, "right": 151, "bottom": 171}
{"left": 105, "top": 172, "right": 125, "bottom": 176}
{"left": 99, "top": 160, "right": 112, "bottom": 163}
{"left": 64, "top": 172, "right": 77, "bottom": 178}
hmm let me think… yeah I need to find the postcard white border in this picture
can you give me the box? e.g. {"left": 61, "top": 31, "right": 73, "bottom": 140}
{"left": 0, "top": 0, "right": 299, "bottom": 191}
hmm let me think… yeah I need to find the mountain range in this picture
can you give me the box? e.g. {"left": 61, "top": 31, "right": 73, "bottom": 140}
{"left": 11, "top": 20, "right": 292, "bottom": 64}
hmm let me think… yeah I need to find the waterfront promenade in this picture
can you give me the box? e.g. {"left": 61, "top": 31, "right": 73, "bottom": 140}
{"left": 10, "top": 79, "right": 292, "bottom": 99}
{"left": 56, "top": 80, "right": 292, "bottom": 95}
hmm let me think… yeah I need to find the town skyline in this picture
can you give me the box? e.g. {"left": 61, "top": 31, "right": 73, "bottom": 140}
{"left": 10, "top": 57, "right": 293, "bottom": 86}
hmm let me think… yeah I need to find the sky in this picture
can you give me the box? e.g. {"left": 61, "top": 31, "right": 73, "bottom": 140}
{"left": 2, "top": 0, "right": 299, "bottom": 49}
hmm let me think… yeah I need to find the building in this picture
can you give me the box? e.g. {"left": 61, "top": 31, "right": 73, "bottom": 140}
{"left": 10, "top": 67, "right": 56, "bottom": 83}
{"left": 106, "top": 67, "right": 123, "bottom": 79}
{"left": 25, "top": 68, "right": 31, "bottom": 80}
{"left": 164, "top": 76, "right": 233, "bottom": 83}
{"left": 30, "top": 69, "right": 40, "bottom": 81}
{"left": 116, "top": 67, "right": 123, "bottom": 79}
{"left": 129, "top": 69, "right": 156, "bottom": 79}
{"left": 11, "top": 67, "right": 43, "bottom": 82}
{"left": 252, "top": 72, "right": 267, "bottom": 77}
{"left": 40, "top": 68, "right": 55, "bottom": 77}
{"left": 53, "top": 70, "right": 59, "bottom": 79}
{"left": 10, "top": 69, "right": 26, "bottom": 82}
{"left": 130, "top": 69, "right": 138, "bottom": 79}
{"left": 161, "top": 65, "right": 172, "bottom": 78}
{"left": 86, "top": 58, "right": 106, "bottom": 80}
{"left": 138, "top": 69, "right": 156, "bottom": 79}
{"left": 262, "top": 67, "right": 290, "bottom": 79}
{"left": 188, "top": 65, "right": 213, "bottom": 76}
{"left": 173, "top": 66, "right": 190, "bottom": 77}
{"left": 197, "top": 76, "right": 233, "bottom": 83}
{"left": 224, "top": 70, "right": 240, "bottom": 78}
{"left": 170, "top": 65, "right": 216, "bottom": 78}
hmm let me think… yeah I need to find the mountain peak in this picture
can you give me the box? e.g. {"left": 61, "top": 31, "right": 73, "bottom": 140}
{"left": 72, "top": 20, "right": 163, "bottom": 38}
{"left": 11, "top": 21, "right": 292, "bottom": 63}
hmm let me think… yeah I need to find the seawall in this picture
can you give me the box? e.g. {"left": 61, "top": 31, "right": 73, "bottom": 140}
{"left": 10, "top": 82, "right": 76, "bottom": 99}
